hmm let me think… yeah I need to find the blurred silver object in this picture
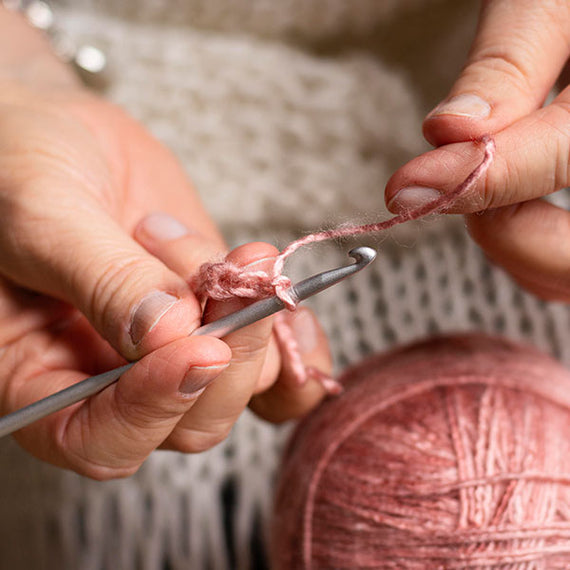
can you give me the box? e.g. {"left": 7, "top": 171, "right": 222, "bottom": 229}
{"left": 2, "top": 0, "right": 110, "bottom": 89}
{"left": 25, "top": 0, "right": 54, "bottom": 30}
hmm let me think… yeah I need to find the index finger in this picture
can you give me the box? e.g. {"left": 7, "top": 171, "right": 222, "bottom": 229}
{"left": 386, "top": 86, "right": 570, "bottom": 214}
{"left": 160, "top": 242, "right": 280, "bottom": 452}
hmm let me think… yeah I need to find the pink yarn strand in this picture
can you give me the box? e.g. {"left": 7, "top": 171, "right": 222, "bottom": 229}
{"left": 273, "top": 313, "right": 344, "bottom": 393}
{"left": 192, "top": 137, "right": 495, "bottom": 391}
{"left": 271, "top": 136, "right": 495, "bottom": 279}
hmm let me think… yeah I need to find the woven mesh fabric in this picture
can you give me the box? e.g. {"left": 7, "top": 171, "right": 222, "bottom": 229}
{"left": 2, "top": 1, "right": 569, "bottom": 569}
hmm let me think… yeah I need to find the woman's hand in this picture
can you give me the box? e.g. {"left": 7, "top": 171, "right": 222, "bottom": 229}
{"left": 0, "top": 10, "right": 330, "bottom": 479}
{"left": 385, "top": 0, "right": 570, "bottom": 301}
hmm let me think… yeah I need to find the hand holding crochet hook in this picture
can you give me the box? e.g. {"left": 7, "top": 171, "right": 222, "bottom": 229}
{"left": 0, "top": 236, "right": 342, "bottom": 479}
{"left": 0, "top": 246, "right": 376, "bottom": 440}
{"left": 0, "top": 6, "right": 339, "bottom": 478}
{"left": 2, "top": 0, "right": 570, "bottom": 482}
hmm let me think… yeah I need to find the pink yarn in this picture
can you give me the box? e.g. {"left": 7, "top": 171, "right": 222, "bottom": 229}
{"left": 193, "top": 137, "right": 494, "bottom": 306}
{"left": 270, "top": 136, "right": 494, "bottom": 281}
{"left": 191, "top": 137, "right": 495, "bottom": 387}
{"left": 272, "top": 313, "right": 344, "bottom": 394}
{"left": 271, "top": 334, "right": 570, "bottom": 569}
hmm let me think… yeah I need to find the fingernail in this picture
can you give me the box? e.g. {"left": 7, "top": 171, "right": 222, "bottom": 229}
{"left": 388, "top": 186, "right": 441, "bottom": 212}
{"left": 292, "top": 308, "right": 319, "bottom": 354}
{"left": 428, "top": 94, "right": 491, "bottom": 119}
{"left": 179, "top": 363, "right": 229, "bottom": 396}
{"left": 129, "top": 291, "right": 179, "bottom": 345}
{"left": 139, "top": 212, "right": 189, "bottom": 242}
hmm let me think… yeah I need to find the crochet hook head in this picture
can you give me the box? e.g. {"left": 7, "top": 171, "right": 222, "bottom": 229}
{"left": 291, "top": 245, "right": 376, "bottom": 302}
{"left": 0, "top": 246, "right": 376, "bottom": 437}
{"left": 195, "top": 246, "right": 376, "bottom": 338}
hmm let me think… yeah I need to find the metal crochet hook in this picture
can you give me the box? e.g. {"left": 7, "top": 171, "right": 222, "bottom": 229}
{"left": 0, "top": 246, "right": 376, "bottom": 437}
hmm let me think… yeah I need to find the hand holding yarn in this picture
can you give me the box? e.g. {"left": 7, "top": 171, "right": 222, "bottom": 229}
{"left": 386, "top": 0, "right": 570, "bottom": 301}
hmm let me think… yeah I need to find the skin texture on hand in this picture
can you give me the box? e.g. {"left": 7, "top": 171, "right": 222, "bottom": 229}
{"left": 0, "top": 16, "right": 331, "bottom": 477}
{"left": 386, "top": 0, "right": 570, "bottom": 301}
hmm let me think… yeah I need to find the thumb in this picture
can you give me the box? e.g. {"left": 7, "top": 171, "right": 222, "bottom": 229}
{"left": 423, "top": 0, "right": 570, "bottom": 146}
{"left": 0, "top": 201, "right": 203, "bottom": 360}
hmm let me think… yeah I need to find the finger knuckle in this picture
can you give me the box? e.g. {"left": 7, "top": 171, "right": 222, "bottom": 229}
{"left": 228, "top": 330, "right": 272, "bottom": 363}
{"left": 547, "top": 103, "right": 570, "bottom": 189}
{"left": 60, "top": 432, "right": 143, "bottom": 481}
{"left": 170, "top": 424, "right": 233, "bottom": 454}
{"left": 81, "top": 463, "right": 140, "bottom": 481}
{"left": 87, "top": 256, "right": 151, "bottom": 334}
{"left": 468, "top": 48, "right": 532, "bottom": 97}
{"left": 113, "top": 385, "right": 184, "bottom": 431}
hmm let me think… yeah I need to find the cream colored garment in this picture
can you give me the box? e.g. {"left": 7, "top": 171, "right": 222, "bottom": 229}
{"left": 2, "top": 1, "right": 570, "bottom": 569}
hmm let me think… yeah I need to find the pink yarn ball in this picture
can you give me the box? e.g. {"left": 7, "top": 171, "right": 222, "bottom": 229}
{"left": 271, "top": 334, "right": 570, "bottom": 569}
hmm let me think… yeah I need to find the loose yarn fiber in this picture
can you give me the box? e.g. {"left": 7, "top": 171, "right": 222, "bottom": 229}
{"left": 193, "top": 137, "right": 495, "bottom": 310}
{"left": 271, "top": 334, "right": 570, "bottom": 569}
{"left": 192, "top": 138, "right": 495, "bottom": 389}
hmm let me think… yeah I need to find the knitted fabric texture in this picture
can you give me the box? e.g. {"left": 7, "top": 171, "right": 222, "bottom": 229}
{"left": 272, "top": 334, "right": 570, "bottom": 569}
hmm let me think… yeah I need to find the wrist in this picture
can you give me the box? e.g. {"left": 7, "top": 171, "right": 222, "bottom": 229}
{"left": 0, "top": 4, "right": 80, "bottom": 91}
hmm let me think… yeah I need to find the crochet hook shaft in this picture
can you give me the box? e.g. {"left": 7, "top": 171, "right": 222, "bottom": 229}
{"left": 0, "top": 246, "right": 376, "bottom": 437}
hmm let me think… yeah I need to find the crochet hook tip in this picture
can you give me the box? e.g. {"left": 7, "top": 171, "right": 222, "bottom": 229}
{"left": 348, "top": 246, "right": 377, "bottom": 269}
{"left": 292, "top": 245, "right": 377, "bottom": 302}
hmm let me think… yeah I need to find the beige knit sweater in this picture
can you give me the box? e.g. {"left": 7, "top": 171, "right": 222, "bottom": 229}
{"left": 2, "top": 1, "right": 569, "bottom": 568}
